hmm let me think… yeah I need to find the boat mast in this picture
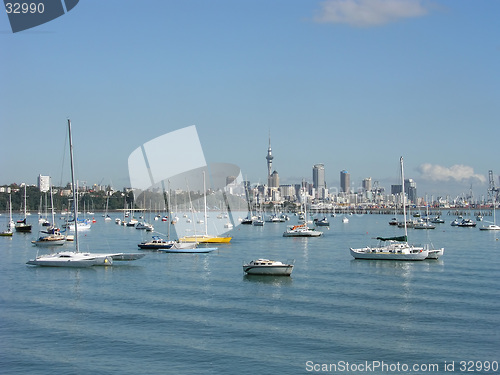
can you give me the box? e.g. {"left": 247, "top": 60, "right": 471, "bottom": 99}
{"left": 400, "top": 156, "right": 408, "bottom": 239}
{"left": 24, "top": 184, "right": 27, "bottom": 219}
{"left": 203, "top": 171, "right": 208, "bottom": 236}
{"left": 68, "top": 119, "right": 79, "bottom": 252}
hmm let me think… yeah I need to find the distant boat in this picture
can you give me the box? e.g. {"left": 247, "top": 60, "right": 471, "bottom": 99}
{"left": 135, "top": 221, "right": 154, "bottom": 231}
{"left": 414, "top": 220, "right": 436, "bottom": 229}
{"left": 15, "top": 185, "right": 32, "bottom": 233}
{"left": 313, "top": 217, "right": 330, "bottom": 226}
{"left": 1, "top": 193, "right": 14, "bottom": 237}
{"left": 243, "top": 259, "right": 294, "bottom": 276}
{"left": 457, "top": 218, "right": 476, "bottom": 227}
{"left": 430, "top": 216, "right": 445, "bottom": 224}
{"left": 480, "top": 199, "right": 500, "bottom": 231}
{"left": 388, "top": 217, "right": 398, "bottom": 226}
{"left": 252, "top": 216, "right": 265, "bottom": 226}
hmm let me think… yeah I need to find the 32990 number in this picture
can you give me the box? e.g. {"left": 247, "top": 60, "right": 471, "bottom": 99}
{"left": 459, "top": 361, "right": 499, "bottom": 372}
{"left": 5, "top": 2, "right": 45, "bottom": 14}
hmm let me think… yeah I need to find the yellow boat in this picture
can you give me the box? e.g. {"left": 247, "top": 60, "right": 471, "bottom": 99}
{"left": 179, "top": 235, "right": 232, "bottom": 243}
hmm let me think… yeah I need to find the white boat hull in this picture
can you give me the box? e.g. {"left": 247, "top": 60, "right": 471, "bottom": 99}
{"left": 26, "top": 252, "right": 112, "bottom": 267}
{"left": 159, "top": 246, "right": 217, "bottom": 253}
{"left": 243, "top": 265, "right": 293, "bottom": 276}
{"left": 283, "top": 230, "right": 322, "bottom": 237}
{"left": 350, "top": 247, "right": 429, "bottom": 261}
{"left": 426, "top": 248, "right": 444, "bottom": 259}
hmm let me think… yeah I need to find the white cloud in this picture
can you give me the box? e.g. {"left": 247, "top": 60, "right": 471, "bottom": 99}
{"left": 314, "top": 0, "right": 429, "bottom": 27}
{"left": 416, "top": 163, "right": 486, "bottom": 184}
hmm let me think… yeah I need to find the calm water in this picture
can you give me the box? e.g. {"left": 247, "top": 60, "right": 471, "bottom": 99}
{"left": 1, "top": 212, "right": 499, "bottom": 375}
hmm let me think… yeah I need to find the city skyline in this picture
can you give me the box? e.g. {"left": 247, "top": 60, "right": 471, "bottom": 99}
{"left": 1, "top": 1, "right": 498, "bottom": 199}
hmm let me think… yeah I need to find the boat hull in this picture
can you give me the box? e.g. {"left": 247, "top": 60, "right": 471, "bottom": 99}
{"left": 243, "top": 265, "right": 293, "bottom": 276}
{"left": 158, "top": 247, "right": 217, "bottom": 253}
{"left": 350, "top": 248, "right": 429, "bottom": 261}
{"left": 26, "top": 252, "right": 112, "bottom": 267}
{"left": 283, "top": 231, "right": 322, "bottom": 237}
{"left": 32, "top": 238, "right": 66, "bottom": 246}
{"left": 426, "top": 248, "right": 444, "bottom": 259}
{"left": 179, "top": 236, "right": 232, "bottom": 243}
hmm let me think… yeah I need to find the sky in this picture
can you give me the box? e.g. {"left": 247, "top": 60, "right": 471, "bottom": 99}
{"left": 1, "top": 0, "right": 499, "bottom": 200}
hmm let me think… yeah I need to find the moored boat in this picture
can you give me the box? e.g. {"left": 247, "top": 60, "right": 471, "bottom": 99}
{"left": 283, "top": 223, "right": 323, "bottom": 237}
{"left": 243, "top": 259, "right": 294, "bottom": 276}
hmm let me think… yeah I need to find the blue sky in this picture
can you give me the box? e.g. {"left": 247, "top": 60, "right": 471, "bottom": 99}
{"left": 1, "top": 0, "right": 499, "bottom": 199}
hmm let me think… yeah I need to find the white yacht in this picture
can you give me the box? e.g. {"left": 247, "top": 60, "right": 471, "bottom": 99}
{"left": 243, "top": 259, "right": 294, "bottom": 276}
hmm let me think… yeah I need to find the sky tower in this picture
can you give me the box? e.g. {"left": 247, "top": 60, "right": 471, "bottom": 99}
{"left": 266, "top": 132, "right": 273, "bottom": 184}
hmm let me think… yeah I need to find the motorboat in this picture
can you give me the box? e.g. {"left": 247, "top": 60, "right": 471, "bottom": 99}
{"left": 138, "top": 236, "right": 175, "bottom": 250}
{"left": 252, "top": 216, "right": 265, "bottom": 226}
{"left": 313, "top": 217, "right": 330, "bottom": 226}
{"left": 283, "top": 224, "right": 323, "bottom": 237}
{"left": 479, "top": 224, "right": 500, "bottom": 231}
{"left": 425, "top": 245, "right": 445, "bottom": 259}
{"left": 388, "top": 217, "right": 398, "bottom": 226}
{"left": 135, "top": 222, "right": 154, "bottom": 231}
{"left": 430, "top": 216, "right": 445, "bottom": 224}
{"left": 414, "top": 220, "right": 436, "bottom": 229}
{"left": 32, "top": 234, "right": 66, "bottom": 246}
{"left": 243, "top": 259, "right": 294, "bottom": 276}
{"left": 457, "top": 218, "right": 476, "bottom": 227}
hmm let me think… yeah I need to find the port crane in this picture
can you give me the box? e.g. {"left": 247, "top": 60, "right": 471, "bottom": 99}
{"left": 488, "top": 170, "right": 499, "bottom": 202}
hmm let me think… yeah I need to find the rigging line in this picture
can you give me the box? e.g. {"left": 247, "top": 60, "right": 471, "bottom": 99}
{"left": 59, "top": 123, "right": 69, "bottom": 187}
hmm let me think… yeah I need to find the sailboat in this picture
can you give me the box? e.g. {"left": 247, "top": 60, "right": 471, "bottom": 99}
{"left": 0, "top": 194, "right": 14, "bottom": 237}
{"left": 15, "top": 185, "right": 32, "bottom": 232}
{"left": 178, "top": 171, "right": 231, "bottom": 243}
{"left": 27, "top": 119, "right": 144, "bottom": 267}
{"left": 479, "top": 197, "right": 500, "bottom": 231}
{"left": 350, "top": 157, "right": 442, "bottom": 260}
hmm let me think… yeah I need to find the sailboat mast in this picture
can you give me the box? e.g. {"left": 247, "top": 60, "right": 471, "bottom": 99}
{"left": 68, "top": 119, "right": 79, "bottom": 252}
{"left": 400, "top": 156, "right": 408, "bottom": 238}
{"left": 203, "top": 171, "right": 208, "bottom": 236}
{"left": 50, "top": 181, "right": 55, "bottom": 225}
{"left": 24, "top": 185, "right": 27, "bottom": 219}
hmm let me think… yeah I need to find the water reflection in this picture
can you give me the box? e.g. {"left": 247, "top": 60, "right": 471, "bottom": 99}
{"left": 243, "top": 274, "right": 293, "bottom": 286}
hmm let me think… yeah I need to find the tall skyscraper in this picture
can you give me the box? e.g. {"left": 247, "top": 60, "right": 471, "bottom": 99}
{"left": 269, "top": 170, "right": 279, "bottom": 188}
{"left": 313, "top": 164, "right": 325, "bottom": 190}
{"left": 266, "top": 133, "right": 273, "bottom": 187}
{"left": 340, "top": 170, "right": 350, "bottom": 194}
{"left": 362, "top": 177, "right": 372, "bottom": 192}
{"left": 405, "top": 178, "right": 417, "bottom": 204}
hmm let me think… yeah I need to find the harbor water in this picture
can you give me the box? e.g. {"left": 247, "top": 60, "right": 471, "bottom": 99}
{"left": 1, "top": 213, "right": 499, "bottom": 374}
